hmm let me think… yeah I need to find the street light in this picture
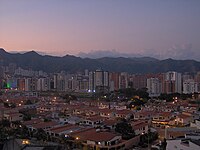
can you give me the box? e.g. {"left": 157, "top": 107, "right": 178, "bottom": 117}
{"left": 22, "top": 139, "right": 30, "bottom": 145}
{"left": 165, "top": 125, "right": 169, "bottom": 139}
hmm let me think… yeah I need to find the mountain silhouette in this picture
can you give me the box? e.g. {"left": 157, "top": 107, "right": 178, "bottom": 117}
{"left": 1, "top": 48, "right": 200, "bottom": 74}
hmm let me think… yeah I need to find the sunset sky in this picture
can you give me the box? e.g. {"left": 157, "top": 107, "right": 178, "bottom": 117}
{"left": 0, "top": 0, "right": 200, "bottom": 58}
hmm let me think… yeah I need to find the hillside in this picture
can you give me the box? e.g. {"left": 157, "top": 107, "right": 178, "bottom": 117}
{"left": 1, "top": 48, "right": 200, "bottom": 74}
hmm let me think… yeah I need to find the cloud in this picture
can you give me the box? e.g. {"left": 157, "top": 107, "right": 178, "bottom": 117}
{"left": 138, "top": 43, "right": 199, "bottom": 61}
{"left": 77, "top": 44, "right": 200, "bottom": 61}
{"left": 78, "top": 49, "right": 142, "bottom": 58}
{"left": 162, "top": 43, "right": 198, "bottom": 60}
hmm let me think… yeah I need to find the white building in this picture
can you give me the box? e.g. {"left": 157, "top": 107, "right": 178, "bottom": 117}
{"left": 191, "top": 120, "right": 200, "bottom": 129}
{"left": 37, "top": 77, "right": 50, "bottom": 91}
{"left": 25, "top": 78, "right": 31, "bottom": 91}
{"left": 167, "top": 139, "right": 200, "bottom": 150}
{"left": 147, "top": 78, "right": 161, "bottom": 97}
{"left": 183, "top": 79, "right": 198, "bottom": 94}
{"left": 25, "top": 78, "right": 37, "bottom": 91}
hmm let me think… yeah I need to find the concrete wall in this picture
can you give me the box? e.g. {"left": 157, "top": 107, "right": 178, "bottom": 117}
{"left": 124, "top": 135, "right": 140, "bottom": 149}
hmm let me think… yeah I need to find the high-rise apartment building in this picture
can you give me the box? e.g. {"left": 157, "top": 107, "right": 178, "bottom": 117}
{"left": 37, "top": 77, "right": 50, "bottom": 91}
{"left": 119, "top": 72, "right": 128, "bottom": 89}
{"left": 147, "top": 78, "right": 161, "bottom": 97}
{"left": 130, "top": 74, "right": 147, "bottom": 89}
{"left": 183, "top": 79, "right": 198, "bottom": 94}
{"left": 88, "top": 70, "right": 109, "bottom": 93}
{"left": 17, "top": 78, "right": 25, "bottom": 91}
{"left": 25, "top": 78, "right": 37, "bottom": 91}
{"left": 194, "top": 72, "right": 200, "bottom": 92}
{"left": 163, "top": 71, "right": 182, "bottom": 94}
{"left": 109, "top": 72, "right": 120, "bottom": 91}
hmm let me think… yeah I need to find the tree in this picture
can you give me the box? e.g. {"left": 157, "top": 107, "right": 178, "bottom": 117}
{"left": 159, "top": 93, "right": 174, "bottom": 102}
{"left": 23, "top": 114, "right": 31, "bottom": 121}
{"left": 34, "top": 128, "right": 48, "bottom": 141}
{"left": 0, "top": 119, "right": 10, "bottom": 127}
{"left": 62, "top": 94, "right": 77, "bottom": 103}
{"left": 24, "top": 99, "right": 33, "bottom": 105}
{"left": 13, "top": 125, "right": 30, "bottom": 139}
{"left": 139, "top": 130, "right": 158, "bottom": 147}
{"left": 161, "top": 138, "right": 167, "bottom": 150}
{"left": 115, "top": 121, "right": 135, "bottom": 140}
{"left": 44, "top": 118, "right": 51, "bottom": 122}
{"left": 118, "top": 88, "right": 149, "bottom": 101}
{"left": 136, "top": 88, "right": 149, "bottom": 99}
{"left": 60, "top": 134, "right": 74, "bottom": 149}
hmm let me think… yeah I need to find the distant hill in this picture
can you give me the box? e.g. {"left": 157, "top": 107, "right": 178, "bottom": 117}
{"left": 1, "top": 48, "right": 200, "bottom": 74}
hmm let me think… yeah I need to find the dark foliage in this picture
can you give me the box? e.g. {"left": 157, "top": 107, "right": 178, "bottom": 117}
{"left": 118, "top": 88, "right": 149, "bottom": 99}
{"left": 139, "top": 131, "right": 158, "bottom": 146}
{"left": 115, "top": 121, "right": 135, "bottom": 140}
{"left": 159, "top": 93, "right": 193, "bottom": 102}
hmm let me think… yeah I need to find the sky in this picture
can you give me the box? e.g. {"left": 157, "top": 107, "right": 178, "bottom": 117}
{"left": 0, "top": 0, "right": 200, "bottom": 59}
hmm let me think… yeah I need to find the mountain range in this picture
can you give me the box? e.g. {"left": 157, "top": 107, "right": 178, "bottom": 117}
{"left": 1, "top": 48, "right": 200, "bottom": 74}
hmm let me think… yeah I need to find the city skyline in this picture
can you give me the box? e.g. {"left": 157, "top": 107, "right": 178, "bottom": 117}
{"left": 1, "top": 1, "right": 200, "bottom": 148}
{"left": 1, "top": 0, "right": 200, "bottom": 60}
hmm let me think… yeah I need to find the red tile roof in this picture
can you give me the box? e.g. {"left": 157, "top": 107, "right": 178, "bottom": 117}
{"left": 31, "top": 121, "right": 59, "bottom": 129}
{"left": 85, "top": 115, "right": 105, "bottom": 122}
{"left": 71, "top": 128, "right": 119, "bottom": 142}
{"left": 103, "top": 119, "right": 119, "bottom": 126}
{"left": 49, "top": 124, "right": 78, "bottom": 134}
{"left": 131, "top": 121, "right": 148, "bottom": 130}
{"left": 115, "top": 109, "right": 133, "bottom": 115}
{"left": 22, "top": 119, "right": 42, "bottom": 126}
{"left": 177, "top": 114, "right": 191, "bottom": 119}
